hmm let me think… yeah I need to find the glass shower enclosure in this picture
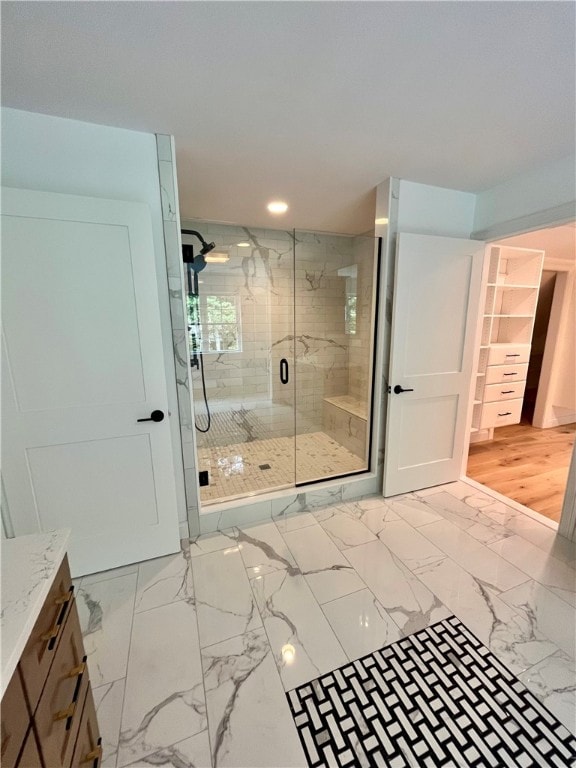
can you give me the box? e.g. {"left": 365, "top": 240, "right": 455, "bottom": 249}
{"left": 182, "top": 223, "right": 379, "bottom": 506}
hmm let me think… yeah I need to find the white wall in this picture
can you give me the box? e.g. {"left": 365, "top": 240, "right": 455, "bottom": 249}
{"left": 396, "top": 180, "right": 476, "bottom": 238}
{"left": 1, "top": 107, "right": 187, "bottom": 526}
{"left": 474, "top": 153, "right": 576, "bottom": 238}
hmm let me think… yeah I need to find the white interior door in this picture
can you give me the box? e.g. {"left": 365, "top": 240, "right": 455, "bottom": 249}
{"left": 2, "top": 187, "right": 180, "bottom": 576}
{"left": 383, "top": 233, "right": 485, "bottom": 497}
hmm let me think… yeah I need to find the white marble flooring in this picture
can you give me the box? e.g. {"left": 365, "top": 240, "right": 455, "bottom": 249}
{"left": 75, "top": 479, "right": 576, "bottom": 767}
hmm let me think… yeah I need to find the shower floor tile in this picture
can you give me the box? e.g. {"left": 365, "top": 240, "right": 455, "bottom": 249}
{"left": 197, "top": 432, "right": 366, "bottom": 504}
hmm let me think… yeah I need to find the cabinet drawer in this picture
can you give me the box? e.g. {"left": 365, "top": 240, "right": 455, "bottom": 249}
{"left": 35, "top": 604, "right": 89, "bottom": 768}
{"left": 488, "top": 344, "right": 531, "bottom": 366}
{"left": 484, "top": 380, "right": 527, "bottom": 403}
{"left": 484, "top": 363, "right": 528, "bottom": 385}
{"left": 19, "top": 556, "right": 74, "bottom": 713}
{"left": 15, "top": 727, "right": 43, "bottom": 768}
{"left": 480, "top": 398, "right": 523, "bottom": 429}
{"left": 70, "top": 689, "right": 101, "bottom": 768}
{"left": 1, "top": 670, "right": 30, "bottom": 768}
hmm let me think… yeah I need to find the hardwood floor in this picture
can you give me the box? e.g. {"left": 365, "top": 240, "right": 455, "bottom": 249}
{"left": 467, "top": 420, "right": 576, "bottom": 522}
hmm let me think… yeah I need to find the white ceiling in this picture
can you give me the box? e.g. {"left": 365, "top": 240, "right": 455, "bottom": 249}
{"left": 2, "top": 1, "right": 575, "bottom": 233}
{"left": 501, "top": 223, "right": 576, "bottom": 261}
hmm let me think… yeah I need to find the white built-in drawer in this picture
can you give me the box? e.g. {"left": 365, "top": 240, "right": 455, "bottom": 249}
{"left": 480, "top": 398, "right": 523, "bottom": 429}
{"left": 488, "top": 344, "right": 531, "bottom": 367}
{"left": 484, "top": 363, "right": 528, "bottom": 385}
{"left": 484, "top": 380, "right": 527, "bottom": 403}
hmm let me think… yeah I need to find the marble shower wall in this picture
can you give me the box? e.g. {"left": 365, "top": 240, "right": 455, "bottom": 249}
{"left": 183, "top": 221, "right": 374, "bottom": 444}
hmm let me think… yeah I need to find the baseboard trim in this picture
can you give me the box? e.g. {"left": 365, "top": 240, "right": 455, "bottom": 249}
{"left": 537, "top": 413, "right": 576, "bottom": 429}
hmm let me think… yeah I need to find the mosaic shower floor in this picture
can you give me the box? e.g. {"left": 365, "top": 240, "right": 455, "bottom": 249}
{"left": 197, "top": 431, "right": 366, "bottom": 503}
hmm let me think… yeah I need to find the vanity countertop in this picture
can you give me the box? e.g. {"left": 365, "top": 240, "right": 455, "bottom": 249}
{"left": 1, "top": 529, "right": 70, "bottom": 697}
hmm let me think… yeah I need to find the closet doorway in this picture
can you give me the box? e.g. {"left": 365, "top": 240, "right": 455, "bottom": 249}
{"left": 467, "top": 223, "right": 576, "bottom": 523}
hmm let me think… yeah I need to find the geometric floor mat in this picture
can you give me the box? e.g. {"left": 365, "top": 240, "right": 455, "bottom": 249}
{"left": 287, "top": 616, "right": 576, "bottom": 767}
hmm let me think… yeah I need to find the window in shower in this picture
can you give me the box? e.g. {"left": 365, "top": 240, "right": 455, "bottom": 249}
{"left": 182, "top": 224, "right": 379, "bottom": 506}
{"left": 201, "top": 294, "right": 242, "bottom": 353}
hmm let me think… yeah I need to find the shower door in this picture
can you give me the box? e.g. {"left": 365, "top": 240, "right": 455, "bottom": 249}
{"left": 183, "top": 226, "right": 296, "bottom": 504}
{"left": 293, "top": 231, "right": 379, "bottom": 484}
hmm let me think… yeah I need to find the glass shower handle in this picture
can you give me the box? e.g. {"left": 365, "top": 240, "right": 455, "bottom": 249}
{"left": 280, "top": 358, "right": 289, "bottom": 385}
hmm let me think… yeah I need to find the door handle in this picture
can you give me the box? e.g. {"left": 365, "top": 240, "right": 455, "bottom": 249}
{"left": 137, "top": 410, "right": 165, "bottom": 423}
{"left": 393, "top": 385, "right": 414, "bottom": 394}
{"left": 280, "top": 359, "right": 289, "bottom": 385}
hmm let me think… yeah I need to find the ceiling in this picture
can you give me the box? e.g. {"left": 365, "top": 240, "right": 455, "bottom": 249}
{"left": 501, "top": 223, "right": 576, "bottom": 261}
{"left": 2, "top": 1, "right": 575, "bottom": 233}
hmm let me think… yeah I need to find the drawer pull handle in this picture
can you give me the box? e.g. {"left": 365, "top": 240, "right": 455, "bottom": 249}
{"left": 502, "top": 373, "right": 518, "bottom": 376}
{"left": 41, "top": 586, "right": 74, "bottom": 650}
{"left": 82, "top": 745, "right": 103, "bottom": 764}
{"left": 68, "top": 661, "right": 86, "bottom": 678}
{"left": 54, "top": 702, "right": 76, "bottom": 722}
{"left": 501, "top": 390, "right": 515, "bottom": 394}
{"left": 55, "top": 587, "right": 74, "bottom": 606}
{"left": 498, "top": 412, "right": 512, "bottom": 417}
{"left": 505, "top": 354, "right": 520, "bottom": 357}
{"left": 54, "top": 655, "right": 87, "bottom": 729}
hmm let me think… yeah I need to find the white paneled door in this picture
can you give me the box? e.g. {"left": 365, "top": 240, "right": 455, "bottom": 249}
{"left": 384, "top": 233, "right": 485, "bottom": 497}
{"left": 2, "top": 188, "right": 180, "bottom": 575}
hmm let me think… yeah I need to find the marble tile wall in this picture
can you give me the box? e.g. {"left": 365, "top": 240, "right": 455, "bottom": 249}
{"left": 156, "top": 135, "right": 199, "bottom": 537}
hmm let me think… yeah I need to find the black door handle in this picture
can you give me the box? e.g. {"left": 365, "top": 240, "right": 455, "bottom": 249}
{"left": 280, "top": 358, "right": 289, "bottom": 385}
{"left": 394, "top": 385, "right": 414, "bottom": 394}
{"left": 137, "top": 410, "right": 165, "bottom": 423}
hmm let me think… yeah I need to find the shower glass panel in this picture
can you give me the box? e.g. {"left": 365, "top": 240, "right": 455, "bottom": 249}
{"left": 293, "top": 231, "right": 378, "bottom": 484}
{"left": 182, "top": 225, "right": 295, "bottom": 505}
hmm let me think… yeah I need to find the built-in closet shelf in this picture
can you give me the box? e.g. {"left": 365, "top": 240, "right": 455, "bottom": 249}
{"left": 470, "top": 244, "right": 544, "bottom": 439}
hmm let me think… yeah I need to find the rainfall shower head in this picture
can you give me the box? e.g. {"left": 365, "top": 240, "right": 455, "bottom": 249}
{"left": 181, "top": 229, "right": 215, "bottom": 269}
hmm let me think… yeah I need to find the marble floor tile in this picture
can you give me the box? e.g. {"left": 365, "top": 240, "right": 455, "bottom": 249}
{"left": 251, "top": 569, "right": 347, "bottom": 690}
{"left": 236, "top": 522, "right": 298, "bottom": 579}
{"left": 77, "top": 572, "right": 137, "bottom": 687}
{"left": 135, "top": 549, "right": 193, "bottom": 614}
{"left": 125, "top": 731, "right": 212, "bottom": 767}
{"left": 369, "top": 518, "right": 446, "bottom": 571}
{"left": 500, "top": 579, "right": 576, "bottom": 659}
{"left": 413, "top": 557, "right": 558, "bottom": 675}
{"left": 384, "top": 495, "right": 444, "bottom": 527}
{"left": 281, "top": 524, "right": 365, "bottom": 604}
{"left": 274, "top": 511, "right": 318, "bottom": 533}
{"left": 201, "top": 628, "right": 306, "bottom": 767}
{"left": 412, "top": 490, "right": 513, "bottom": 546}
{"left": 501, "top": 515, "right": 576, "bottom": 567}
{"left": 118, "top": 600, "right": 206, "bottom": 767}
{"left": 347, "top": 499, "right": 401, "bottom": 533}
{"left": 418, "top": 519, "right": 531, "bottom": 592}
{"left": 313, "top": 505, "right": 377, "bottom": 550}
{"left": 344, "top": 540, "right": 450, "bottom": 636}
{"left": 93, "top": 678, "right": 125, "bottom": 768}
{"left": 80, "top": 563, "right": 139, "bottom": 587}
{"left": 188, "top": 530, "right": 237, "bottom": 558}
{"left": 192, "top": 547, "right": 262, "bottom": 648}
{"left": 519, "top": 651, "right": 576, "bottom": 734}
{"left": 489, "top": 535, "right": 576, "bottom": 607}
{"left": 321, "top": 588, "right": 402, "bottom": 661}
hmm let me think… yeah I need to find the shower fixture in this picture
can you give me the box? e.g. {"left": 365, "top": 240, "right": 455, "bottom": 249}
{"left": 181, "top": 229, "right": 214, "bottom": 434}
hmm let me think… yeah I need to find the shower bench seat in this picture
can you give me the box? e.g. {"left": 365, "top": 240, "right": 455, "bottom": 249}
{"left": 322, "top": 395, "right": 367, "bottom": 460}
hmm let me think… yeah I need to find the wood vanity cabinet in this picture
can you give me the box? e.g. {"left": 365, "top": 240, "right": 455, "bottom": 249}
{"left": 1, "top": 556, "right": 101, "bottom": 768}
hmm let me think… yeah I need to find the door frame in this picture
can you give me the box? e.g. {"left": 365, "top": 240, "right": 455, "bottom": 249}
{"left": 532, "top": 261, "right": 575, "bottom": 428}
{"left": 464, "top": 214, "right": 576, "bottom": 535}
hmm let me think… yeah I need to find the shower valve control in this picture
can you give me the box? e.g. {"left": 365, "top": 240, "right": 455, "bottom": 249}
{"left": 137, "top": 410, "right": 165, "bottom": 423}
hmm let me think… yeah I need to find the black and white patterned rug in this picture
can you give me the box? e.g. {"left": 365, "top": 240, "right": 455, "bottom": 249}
{"left": 287, "top": 616, "right": 576, "bottom": 767}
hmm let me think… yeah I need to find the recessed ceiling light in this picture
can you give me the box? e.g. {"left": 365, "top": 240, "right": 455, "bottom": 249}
{"left": 205, "top": 252, "right": 229, "bottom": 264}
{"left": 267, "top": 200, "right": 288, "bottom": 214}
{"left": 237, "top": 242, "right": 251, "bottom": 247}
{"left": 375, "top": 217, "right": 389, "bottom": 225}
